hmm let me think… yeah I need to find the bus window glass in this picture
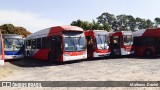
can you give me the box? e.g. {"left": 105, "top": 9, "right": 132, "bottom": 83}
{"left": 96, "top": 35, "right": 109, "bottom": 49}
{"left": 26, "top": 40, "right": 31, "bottom": 49}
{"left": 64, "top": 37, "right": 86, "bottom": 51}
{"left": 37, "top": 38, "right": 41, "bottom": 49}
{"left": 77, "top": 37, "right": 86, "bottom": 51}
{"left": 42, "top": 37, "right": 48, "bottom": 49}
{"left": 134, "top": 37, "right": 155, "bottom": 47}
{"left": 4, "top": 38, "right": 23, "bottom": 51}
{"left": 123, "top": 35, "right": 133, "bottom": 46}
{"left": 31, "top": 39, "right": 37, "bottom": 49}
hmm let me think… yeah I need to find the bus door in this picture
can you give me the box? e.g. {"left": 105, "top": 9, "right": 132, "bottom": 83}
{"left": 0, "top": 32, "right": 4, "bottom": 65}
{"left": 110, "top": 36, "right": 121, "bottom": 55}
{"left": 50, "top": 36, "right": 62, "bottom": 61}
{"left": 86, "top": 36, "right": 94, "bottom": 58}
{"left": 156, "top": 38, "right": 160, "bottom": 54}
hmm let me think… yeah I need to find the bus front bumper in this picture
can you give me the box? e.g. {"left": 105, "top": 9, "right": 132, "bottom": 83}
{"left": 63, "top": 54, "right": 87, "bottom": 62}
{"left": 5, "top": 54, "right": 24, "bottom": 59}
{"left": 93, "top": 52, "right": 111, "bottom": 58}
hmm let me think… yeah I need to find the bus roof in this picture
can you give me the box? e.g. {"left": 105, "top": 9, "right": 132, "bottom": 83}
{"left": 110, "top": 31, "right": 133, "bottom": 36}
{"left": 2, "top": 34, "right": 23, "bottom": 39}
{"left": 85, "top": 30, "right": 109, "bottom": 36}
{"left": 133, "top": 28, "right": 160, "bottom": 37}
{"left": 26, "top": 26, "right": 83, "bottom": 39}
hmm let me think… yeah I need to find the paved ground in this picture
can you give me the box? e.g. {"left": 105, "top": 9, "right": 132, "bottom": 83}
{"left": 1, "top": 56, "right": 160, "bottom": 90}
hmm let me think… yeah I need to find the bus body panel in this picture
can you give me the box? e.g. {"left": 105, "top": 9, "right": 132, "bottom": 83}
{"left": 33, "top": 49, "right": 50, "bottom": 60}
{"left": 93, "top": 49, "right": 110, "bottom": 57}
{"left": 85, "top": 30, "right": 110, "bottom": 58}
{"left": 4, "top": 51, "right": 24, "bottom": 59}
{"left": 134, "top": 46, "right": 155, "bottom": 56}
{"left": 0, "top": 31, "right": 4, "bottom": 65}
{"left": 63, "top": 51, "right": 87, "bottom": 61}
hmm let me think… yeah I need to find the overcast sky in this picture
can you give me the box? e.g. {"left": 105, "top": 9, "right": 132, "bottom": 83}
{"left": 0, "top": 0, "right": 160, "bottom": 33}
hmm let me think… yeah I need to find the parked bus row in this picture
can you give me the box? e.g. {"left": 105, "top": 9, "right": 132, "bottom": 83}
{"left": 23, "top": 26, "right": 134, "bottom": 63}
{"left": 1, "top": 26, "right": 160, "bottom": 63}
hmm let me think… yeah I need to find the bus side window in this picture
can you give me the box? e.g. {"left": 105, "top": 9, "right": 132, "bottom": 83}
{"left": 37, "top": 38, "right": 42, "bottom": 49}
{"left": 42, "top": 37, "right": 47, "bottom": 49}
{"left": 31, "top": 39, "right": 37, "bottom": 49}
{"left": 26, "top": 40, "right": 31, "bottom": 49}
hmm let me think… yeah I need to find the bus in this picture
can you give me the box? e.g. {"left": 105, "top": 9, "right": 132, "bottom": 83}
{"left": 3, "top": 34, "right": 24, "bottom": 59}
{"left": 25, "top": 26, "right": 87, "bottom": 63}
{"left": 133, "top": 28, "right": 160, "bottom": 56}
{"left": 85, "top": 30, "right": 110, "bottom": 58}
{"left": 0, "top": 31, "right": 4, "bottom": 65}
{"left": 109, "top": 31, "right": 134, "bottom": 56}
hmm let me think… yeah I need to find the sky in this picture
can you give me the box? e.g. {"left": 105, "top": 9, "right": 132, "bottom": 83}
{"left": 0, "top": 0, "right": 160, "bottom": 33}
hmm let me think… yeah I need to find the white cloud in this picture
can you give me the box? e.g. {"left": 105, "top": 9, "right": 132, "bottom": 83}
{"left": 0, "top": 10, "right": 63, "bottom": 33}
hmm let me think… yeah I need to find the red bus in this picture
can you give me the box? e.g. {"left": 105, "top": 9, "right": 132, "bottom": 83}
{"left": 109, "top": 31, "right": 134, "bottom": 56}
{"left": 133, "top": 28, "right": 160, "bottom": 56}
{"left": 0, "top": 31, "right": 5, "bottom": 65}
{"left": 25, "top": 26, "right": 87, "bottom": 63}
{"left": 85, "top": 30, "right": 110, "bottom": 58}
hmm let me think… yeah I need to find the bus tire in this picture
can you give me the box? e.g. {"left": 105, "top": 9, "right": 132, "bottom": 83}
{"left": 48, "top": 53, "right": 55, "bottom": 64}
{"left": 144, "top": 49, "right": 153, "bottom": 57}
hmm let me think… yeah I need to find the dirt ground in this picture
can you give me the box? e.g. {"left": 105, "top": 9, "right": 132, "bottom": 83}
{"left": 1, "top": 56, "right": 160, "bottom": 90}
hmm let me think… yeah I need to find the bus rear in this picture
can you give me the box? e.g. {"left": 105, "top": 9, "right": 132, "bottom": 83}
{"left": 133, "top": 28, "right": 160, "bottom": 56}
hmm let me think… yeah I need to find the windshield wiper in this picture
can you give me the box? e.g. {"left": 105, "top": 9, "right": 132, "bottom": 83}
{"left": 77, "top": 36, "right": 82, "bottom": 50}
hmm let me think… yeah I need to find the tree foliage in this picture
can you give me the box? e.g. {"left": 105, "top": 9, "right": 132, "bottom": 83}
{"left": 70, "top": 19, "right": 111, "bottom": 31}
{"left": 154, "top": 17, "right": 160, "bottom": 27}
{"left": 71, "top": 12, "right": 160, "bottom": 31}
{"left": 0, "top": 24, "right": 31, "bottom": 37}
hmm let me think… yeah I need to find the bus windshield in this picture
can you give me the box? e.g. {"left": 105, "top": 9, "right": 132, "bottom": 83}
{"left": 96, "top": 35, "right": 109, "bottom": 50}
{"left": 64, "top": 37, "right": 86, "bottom": 51}
{"left": 123, "top": 35, "right": 133, "bottom": 46}
{"left": 4, "top": 38, "right": 23, "bottom": 51}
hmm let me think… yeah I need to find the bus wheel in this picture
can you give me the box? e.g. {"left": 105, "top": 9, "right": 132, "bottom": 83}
{"left": 48, "top": 53, "right": 55, "bottom": 63}
{"left": 144, "top": 49, "right": 153, "bottom": 57}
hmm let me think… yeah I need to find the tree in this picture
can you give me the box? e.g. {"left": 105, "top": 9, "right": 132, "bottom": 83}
{"left": 135, "top": 17, "right": 148, "bottom": 29}
{"left": 97, "top": 12, "right": 116, "bottom": 25}
{"left": 97, "top": 12, "right": 115, "bottom": 31}
{"left": 146, "top": 19, "right": 153, "bottom": 28}
{"left": 97, "top": 13, "right": 137, "bottom": 31}
{"left": 70, "top": 19, "right": 111, "bottom": 31}
{"left": 116, "top": 14, "right": 129, "bottom": 31}
{"left": 126, "top": 15, "right": 136, "bottom": 31}
{"left": 0, "top": 24, "right": 31, "bottom": 37}
{"left": 154, "top": 17, "right": 160, "bottom": 27}
{"left": 71, "top": 12, "right": 155, "bottom": 31}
